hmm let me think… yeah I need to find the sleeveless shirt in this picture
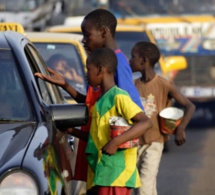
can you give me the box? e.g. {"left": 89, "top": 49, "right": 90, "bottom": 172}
{"left": 134, "top": 75, "right": 172, "bottom": 144}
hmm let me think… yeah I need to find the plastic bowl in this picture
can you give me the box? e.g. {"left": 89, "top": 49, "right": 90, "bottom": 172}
{"left": 159, "top": 107, "right": 184, "bottom": 134}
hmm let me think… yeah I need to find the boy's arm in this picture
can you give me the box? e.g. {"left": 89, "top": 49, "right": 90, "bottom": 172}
{"left": 63, "top": 82, "right": 86, "bottom": 103}
{"left": 169, "top": 83, "right": 196, "bottom": 146}
{"left": 66, "top": 127, "right": 89, "bottom": 142}
{"left": 35, "top": 68, "right": 86, "bottom": 103}
{"left": 102, "top": 112, "right": 152, "bottom": 155}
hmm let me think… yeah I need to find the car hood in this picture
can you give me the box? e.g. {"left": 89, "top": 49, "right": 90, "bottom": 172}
{"left": 0, "top": 122, "right": 36, "bottom": 170}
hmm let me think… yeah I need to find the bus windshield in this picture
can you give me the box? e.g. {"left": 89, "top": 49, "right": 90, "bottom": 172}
{"left": 115, "top": 31, "right": 162, "bottom": 76}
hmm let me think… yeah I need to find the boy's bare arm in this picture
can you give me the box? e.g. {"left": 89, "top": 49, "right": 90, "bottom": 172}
{"left": 35, "top": 68, "right": 86, "bottom": 103}
{"left": 66, "top": 127, "right": 89, "bottom": 142}
{"left": 169, "top": 83, "right": 196, "bottom": 146}
{"left": 102, "top": 112, "right": 152, "bottom": 155}
{"left": 62, "top": 82, "right": 86, "bottom": 103}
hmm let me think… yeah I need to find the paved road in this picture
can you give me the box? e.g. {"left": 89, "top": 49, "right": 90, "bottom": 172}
{"left": 157, "top": 121, "right": 215, "bottom": 195}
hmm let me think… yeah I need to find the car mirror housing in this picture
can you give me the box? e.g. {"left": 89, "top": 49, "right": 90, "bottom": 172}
{"left": 50, "top": 103, "right": 88, "bottom": 130}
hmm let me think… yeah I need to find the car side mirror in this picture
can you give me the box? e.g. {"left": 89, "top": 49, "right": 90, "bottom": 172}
{"left": 50, "top": 103, "right": 88, "bottom": 130}
{"left": 163, "top": 56, "right": 187, "bottom": 73}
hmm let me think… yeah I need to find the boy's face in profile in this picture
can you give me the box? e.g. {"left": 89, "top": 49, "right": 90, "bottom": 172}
{"left": 86, "top": 60, "right": 101, "bottom": 87}
{"left": 81, "top": 19, "right": 105, "bottom": 54}
{"left": 130, "top": 47, "right": 143, "bottom": 72}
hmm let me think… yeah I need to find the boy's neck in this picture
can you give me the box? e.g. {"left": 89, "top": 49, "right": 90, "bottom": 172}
{"left": 101, "top": 77, "right": 115, "bottom": 94}
{"left": 106, "top": 39, "right": 118, "bottom": 50}
{"left": 140, "top": 70, "right": 156, "bottom": 83}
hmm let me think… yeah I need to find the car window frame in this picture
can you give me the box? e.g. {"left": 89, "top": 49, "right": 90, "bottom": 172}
{"left": 24, "top": 43, "right": 64, "bottom": 105}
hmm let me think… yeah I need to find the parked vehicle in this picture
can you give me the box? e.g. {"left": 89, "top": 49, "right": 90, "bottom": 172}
{"left": 112, "top": 0, "right": 215, "bottom": 108}
{"left": 0, "top": 24, "right": 88, "bottom": 194}
{"left": 0, "top": 0, "right": 57, "bottom": 31}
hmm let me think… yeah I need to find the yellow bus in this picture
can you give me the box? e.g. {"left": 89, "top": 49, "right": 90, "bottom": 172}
{"left": 111, "top": 0, "right": 215, "bottom": 105}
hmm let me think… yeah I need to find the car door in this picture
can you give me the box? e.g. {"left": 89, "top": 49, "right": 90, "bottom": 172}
{"left": 23, "top": 43, "right": 74, "bottom": 194}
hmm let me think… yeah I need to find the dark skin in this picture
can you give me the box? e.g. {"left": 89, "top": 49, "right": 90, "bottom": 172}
{"left": 35, "top": 18, "right": 118, "bottom": 103}
{"left": 67, "top": 60, "right": 152, "bottom": 155}
{"left": 81, "top": 19, "right": 118, "bottom": 54}
{"left": 35, "top": 67, "right": 86, "bottom": 103}
{"left": 130, "top": 46, "right": 196, "bottom": 146}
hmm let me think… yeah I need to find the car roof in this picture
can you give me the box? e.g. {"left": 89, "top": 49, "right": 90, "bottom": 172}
{"left": 0, "top": 31, "right": 24, "bottom": 49}
{"left": 26, "top": 32, "right": 83, "bottom": 43}
{"left": 0, "top": 32, "right": 11, "bottom": 49}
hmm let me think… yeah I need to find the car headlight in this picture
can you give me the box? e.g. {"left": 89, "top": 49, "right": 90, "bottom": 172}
{"left": 0, "top": 171, "right": 38, "bottom": 195}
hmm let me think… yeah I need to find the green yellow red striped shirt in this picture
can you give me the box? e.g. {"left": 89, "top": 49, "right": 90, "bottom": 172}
{"left": 85, "top": 86, "right": 142, "bottom": 190}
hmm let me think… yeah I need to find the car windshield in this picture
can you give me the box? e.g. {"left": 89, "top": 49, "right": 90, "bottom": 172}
{"left": 33, "top": 42, "right": 87, "bottom": 98}
{"left": 116, "top": 31, "right": 150, "bottom": 58}
{"left": 0, "top": 0, "right": 42, "bottom": 12}
{"left": 0, "top": 49, "right": 32, "bottom": 121}
{"left": 109, "top": 0, "right": 215, "bottom": 16}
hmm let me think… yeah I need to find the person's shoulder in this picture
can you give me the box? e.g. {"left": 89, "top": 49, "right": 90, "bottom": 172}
{"left": 134, "top": 78, "right": 141, "bottom": 84}
{"left": 155, "top": 75, "right": 177, "bottom": 94}
{"left": 156, "top": 75, "right": 172, "bottom": 85}
{"left": 156, "top": 74, "right": 167, "bottom": 81}
{"left": 112, "top": 87, "right": 133, "bottom": 102}
{"left": 115, "top": 49, "right": 128, "bottom": 60}
{"left": 114, "top": 86, "right": 129, "bottom": 96}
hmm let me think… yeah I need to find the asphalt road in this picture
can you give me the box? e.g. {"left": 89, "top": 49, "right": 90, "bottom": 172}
{"left": 157, "top": 117, "right": 215, "bottom": 195}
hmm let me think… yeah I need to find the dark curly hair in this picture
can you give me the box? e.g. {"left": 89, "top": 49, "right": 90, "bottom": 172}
{"left": 47, "top": 54, "right": 67, "bottom": 69}
{"left": 134, "top": 41, "right": 160, "bottom": 67}
{"left": 84, "top": 9, "right": 117, "bottom": 37}
{"left": 87, "top": 47, "right": 117, "bottom": 73}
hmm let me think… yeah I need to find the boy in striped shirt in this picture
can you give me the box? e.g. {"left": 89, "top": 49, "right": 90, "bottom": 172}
{"left": 67, "top": 47, "right": 152, "bottom": 195}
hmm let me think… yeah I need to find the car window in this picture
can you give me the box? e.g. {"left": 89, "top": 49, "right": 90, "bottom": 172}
{"left": 33, "top": 42, "right": 87, "bottom": 98}
{"left": 0, "top": 49, "right": 32, "bottom": 121}
{"left": 25, "top": 44, "right": 63, "bottom": 105}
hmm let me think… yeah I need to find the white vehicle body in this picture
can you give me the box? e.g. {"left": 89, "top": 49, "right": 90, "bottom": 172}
{"left": 0, "top": 0, "right": 56, "bottom": 31}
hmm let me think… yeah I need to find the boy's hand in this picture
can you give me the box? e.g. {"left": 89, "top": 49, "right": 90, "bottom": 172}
{"left": 174, "top": 126, "right": 186, "bottom": 146}
{"left": 66, "top": 127, "right": 74, "bottom": 135}
{"left": 35, "top": 67, "right": 67, "bottom": 87}
{"left": 102, "top": 138, "right": 119, "bottom": 155}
